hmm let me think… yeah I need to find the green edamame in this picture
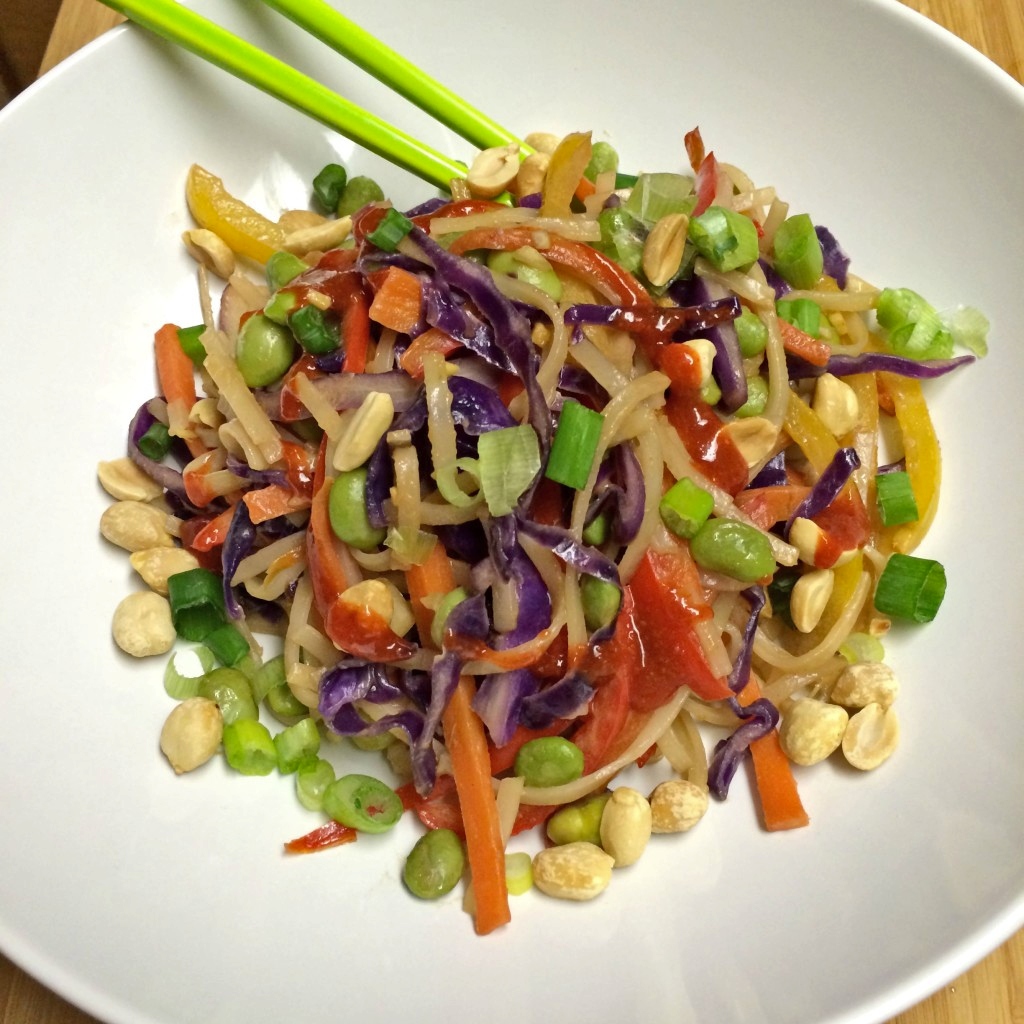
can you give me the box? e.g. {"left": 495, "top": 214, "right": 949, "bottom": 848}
{"left": 580, "top": 576, "right": 621, "bottom": 633}
{"left": 514, "top": 737, "right": 585, "bottom": 788}
{"left": 336, "top": 175, "right": 385, "bottom": 217}
{"left": 403, "top": 828, "right": 465, "bottom": 899}
{"left": 734, "top": 308, "right": 768, "bottom": 357}
{"left": 546, "top": 791, "right": 611, "bottom": 846}
{"left": 322, "top": 773, "right": 402, "bottom": 834}
{"left": 734, "top": 376, "right": 769, "bottom": 418}
{"left": 236, "top": 313, "right": 295, "bottom": 387}
{"left": 328, "top": 468, "right": 386, "bottom": 551}
{"left": 690, "top": 518, "right": 776, "bottom": 583}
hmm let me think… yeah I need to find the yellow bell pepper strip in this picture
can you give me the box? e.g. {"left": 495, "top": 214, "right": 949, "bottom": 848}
{"left": 845, "top": 373, "right": 881, "bottom": 529}
{"left": 185, "top": 164, "right": 285, "bottom": 265}
{"left": 539, "top": 131, "right": 592, "bottom": 218}
{"left": 804, "top": 550, "right": 865, "bottom": 648}
{"left": 878, "top": 371, "right": 940, "bottom": 554}
{"left": 784, "top": 389, "right": 838, "bottom": 475}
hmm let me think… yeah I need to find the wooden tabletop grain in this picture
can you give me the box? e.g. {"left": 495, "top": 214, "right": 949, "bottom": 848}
{"left": 3, "top": 1, "right": 1022, "bottom": 1021}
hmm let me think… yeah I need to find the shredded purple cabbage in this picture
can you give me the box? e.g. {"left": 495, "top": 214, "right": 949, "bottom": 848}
{"left": 220, "top": 500, "right": 255, "bottom": 620}
{"left": 707, "top": 697, "right": 780, "bottom": 799}
{"left": 785, "top": 447, "right": 859, "bottom": 538}
{"left": 448, "top": 375, "right": 517, "bottom": 434}
{"left": 127, "top": 402, "right": 192, "bottom": 504}
{"left": 520, "top": 671, "right": 595, "bottom": 728}
{"left": 815, "top": 225, "right": 850, "bottom": 289}
{"left": 748, "top": 451, "right": 787, "bottom": 489}
{"left": 726, "top": 587, "right": 765, "bottom": 694}
{"left": 515, "top": 517, "right": 620, "bottom": 587}
{"left": 472, "top": 669, "right": 539, "bottom": 746}
{"left": 683, "top": 277, "right": 748, "bottom": 412}
{"left": 224, "top": 456, "right": 289, "bottom": 488}
{"left": 758, "top": 258, "right": 791, "bottom": 298}
{"left": 404, "top": 196, "right": 450, "bottom": 218}
{"left": 788, "top": 351, "right": 974, "bottom": 380}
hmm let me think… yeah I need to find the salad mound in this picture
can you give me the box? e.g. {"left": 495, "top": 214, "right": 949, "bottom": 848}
{"left": 98, "top": 127, "right": 984, "bottom": 932}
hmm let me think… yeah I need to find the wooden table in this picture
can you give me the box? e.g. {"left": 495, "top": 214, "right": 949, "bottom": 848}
{"left": 1, "top": 0, "right": 1021, "bottom": 1021}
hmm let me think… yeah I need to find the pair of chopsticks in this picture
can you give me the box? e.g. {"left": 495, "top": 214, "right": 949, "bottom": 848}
{"left": 98, "top": 0, "right": 524, "bottom": 189}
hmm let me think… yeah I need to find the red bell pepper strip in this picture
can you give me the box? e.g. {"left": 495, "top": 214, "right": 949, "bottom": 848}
{"left": 283, "top": 819, "right": 358, "bottom": 854}
{"left": 627, "top": 547, "right": 733, "bottom": 710}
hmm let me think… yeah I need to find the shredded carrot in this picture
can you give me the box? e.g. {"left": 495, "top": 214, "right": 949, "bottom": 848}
{"left": 777, "top": 318, "right": 832, "bottom": 368}
{"left": 399, "top": 327, "right": 463, "bottom": 379}
{"left": 573, "top": 174, "right": 597, "bottom": 204}
{"left": 340, "top": 286, "right": 371, "bottom": 373}
{"left": 242, "top": 483, "right": 312, "bottom": 524}
{"left": 154, "top": 323, "right": 205, "bottom": 457}
{"left": 368, "top": 266, "right": 423, "bottom": 334}
{"left": 407, "top": 545, "right": 510, "bottom": 935}
{"left": 188, "top": 504, "right": 236, "bottom": 552}
{"left": 740, "top": 677, "right": 810, "bottom": 831}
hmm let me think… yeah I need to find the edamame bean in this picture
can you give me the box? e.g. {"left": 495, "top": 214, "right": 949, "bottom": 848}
{"left": 403, "top": 828, "right": 465, "bottom": 899}
{"left": 336, "top": 175, "right": 385, "bottom": 217}
{"left": 198, "top": 667, "right": 258, "bottom": 725}
{"left": 734, "top": 308, "right": 768, "bottom": 357}
{"left": 734, "top": 376, "right": 769, "bottom": 418}
{"left": 690, "top": 518, "right": 776, "bottom": 583}
{"left": 585, "top": 141, "right": 619, "bottom": 180}
{"left": 328, "top": 468, "right": 386, "bottom": 551}
{"left": 514, "top": 737, "right": 585, "bottom": 788}
{"left": 322, "top": 773, "right": 402, "bottom": 833}
{"left": 546, "top": 791, "right": 611, "bottom": 846}
{"left": 236, "top": 313, "right": 295, "bottom": 387}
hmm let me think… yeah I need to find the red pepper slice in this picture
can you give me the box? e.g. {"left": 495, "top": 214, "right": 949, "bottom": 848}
{"left": 663, "top": 389, "right": 749, "bottom": 496}
{"left": 283, "top": 819, "right": 357, "bottom": 854}
{"left": 627, "top": 548, "right": 732, "bottom": 709}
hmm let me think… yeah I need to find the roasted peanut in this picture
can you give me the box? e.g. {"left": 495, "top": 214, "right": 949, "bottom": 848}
{"left": 112, "top": 591, "right": 176, "bottom": 657}
{"left": 160, "top": 697, "right": 223, "bottom": 774}
{"left": 832, "top": 661, "right": 899, "bottom": 709}
{"left": 129, "top": 546, "right": 201, "bottom": 596}
{"left": 780, "top": 699, "right": 849, "bottom": 766}
{"left": 182, "top": 228, "right": 235, "bottom": 279}
{"left": 100, "top": 500, "right": 175, "bottom": 552}
{"left": 649, "top": 779, "right": 709, "bottom": 833}
{"left": 466, "top": 144, "right": 520, "bottom": 198}
{"left": 842, "top": 703, "right": 899, "bottom": 770}
{"left": 599, "top": 787, "right": 652, "bottom": 867}
{"left": 532, "top": 842, "right": 614, "bottom": 901}
{"left": 97, "top": 458, "right": 163, "bottom": 503}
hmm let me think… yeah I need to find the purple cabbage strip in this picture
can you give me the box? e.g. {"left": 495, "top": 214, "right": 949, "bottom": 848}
{"left": 707, "top": 697, "right": 780, "bottom": 799}
{"left": 558, "top": 365, "right": 608, "bottom": 405}
{"left": 758, "top": 258, "right": 791, "bottom": 298}
{"left": 448, "top": 375, "right": 517, "bottom": 434}
{"left": 515, "top": 517, "right": 620, "bottom": 587}
{"left": 785, "top": 446, "right": 860, "bottom": 538}
{"left": 313, "top": 348, "right": 346, "bottom": 374}
{"left": 472, "top": 669, "right": 539, "bottom": 747}
{"left": 727, "top": 587, "right": 765, "bottom": 694}
{"left": 436, "top": 521, "right": 490, "bottom": 565}
{"left": 520, "top": 671, "right": 595, "bottom": 729}
{"left": 788, "top": 351, "right": 974, "bottom": 381}
{"left": 364, "top": 434, "right": 392, "bottom": 530}
{"left": 878, "top": 457, "right": 907, "bottom": 474}
{"left": 686, "top": 277, "right": 747, "bottom": 412}
{"left": 749, "top": 451, "right": 787, "bottom": 489}
{"left": 422, "top": 281, "right": 511, "bottom": 373}
{"left": 224, "top": 455, "right": 289, "bottom": 488}
{"left": 410, "top": 226, "right": 550, "bottom": 452}
{"left": 815, "top": 225, "right": 850, "bottom": 289}
{"left": 319, "top": 660, "right": 390, "bottom": 719}
{"left": 220, "top": 500, "right": 256, "bottom": 620}
{"left": 517, "top": 192, "right": 542, "bottom": 209}
{"left": 404, "top": 196, "right": 450, "bottom": 218}
{"left": 413, "top": 650, "right": 463, "bottom": 795}
{"left": 585, "top": 443, "right": 645, "bottom": 546}
{"left": 127, "top": 402, "right": 193, "bottom": 503}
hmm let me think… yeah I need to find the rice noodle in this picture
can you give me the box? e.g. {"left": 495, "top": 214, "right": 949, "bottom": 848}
{"left": 429, "top": 206, "right": 601, "bottom": 242}
{"left": 232, "top": 531, "right": 306, "bottom": 584}
{"left": 695, "top": 258, "right": 776, "bottom": 308}
{"left": 293, "top": 372, "right": 345, "bottom": 440}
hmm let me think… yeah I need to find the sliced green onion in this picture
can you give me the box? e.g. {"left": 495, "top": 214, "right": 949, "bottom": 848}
{"left": 874, "top": 553, "right": 946, "bottom": 623}
{"left": 203, "top": 623, "right": 250, "bottom": 667}
{"left": 875, "top": 471, "right": 919, "bottom": 526}
{"left": 431, "top": 587, "right": 469, "bottom": 648}
{"left": 199, "top": 667, "right": 258, "bottom": 725}
{"left": 384, "top": 526, "right": 438, "bottom": 567}
{"left": 487, "top": 249, "right": 562, "bottom": 301}
{"left": 366, "top": 207, "right": 414, "bottom": 252}
{"left": 776, "top": 297, "right": 822, "bottom": 337}
{"left": 876, "top": 287, "right": 930, "bottom": 330}
{"left": 263, "top": 289, "right": 300, "bottom": 325}
{"left": 505, "top": 851, "right": 534, "bottom": 895}
{"left": 176, "top": 324, "right": 207, "bottom": 367}
{"left": 688, "top": 205, "right": 759, "bottom": 272}
{"left": 265, "top": 251, "right": 307, "bottom": 290}
{"left": 942, "top": 304, "right": 989, "bottom": 357}
{"left": 222, "top": 719, "right": 277, "bottom": 776}
{"left": 545, "top": 400, "right": 605, "bottom": 490}
{"left": 167, "top": 567, "right": 227, "bottom": 641}
{"left": 838, "top": 631, "right": 885, "bottom": 664}
{"left": 614, "top": 171, "right": 639, "bottom": 190}
{"left": 137, "top": 421, "right": 172, "bottom": 460}
{"left": 734, "top": 309, "right": 768, "bottom": 357}
{"left": 659, "top": 477, "right": 714, "bottom": 539}
{"left": 289, "top": 304, "right": 340, "bottom": 354}
{"left": 273, "top": 717, "right": 321, "bottom": 774}
{"left": 266, "top": 682, "right": 308, "bottom": 724}
{"left": 596, "top": 206, "right": 645, "bottom": 275}
{"left": 312, "top": 162, "right": 348, "bottom": 212}
{"left": 295, "top": 758, "right": 336, "bottom": 812}
{"left": 772, "top": 213, "right": 823, "bottom": 288}
{"left": 624, "top": 173, "right": 696, "bottom": 227}
{"left": 163, "top": 646, "right": 216, "bottom": 700}
{"left": 250, "top": 654, "right": 287, "bottom": 704}
{"left": 433, "top": 457, "right": 482, "bottom": 508}
{"left": 478, "top": 424, "right": 541, "bottom": 516}
{"left": 580, "top": 576, "right": 622, "bottom": 633}
{"left": 322, "top": 773, "right": 403, "bottom": 833}
{"left": 888, "top": 312, "right": 953, "bottom": 360}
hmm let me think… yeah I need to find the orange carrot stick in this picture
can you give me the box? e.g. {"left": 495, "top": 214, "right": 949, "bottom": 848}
{"left": 406, "top": 545, "right": 510, "bottom": 935}
{"left": 368, "top": 266, "right": 423, "bottom": 334}
{"left": 399, "top": 327, "right": 463, "bottom": 379}
{"left": 777, "top": 318, "right": 832, "bottom": 368}
{"left": 242, "top": 483, "right": 312, "bottom": 524}
{"left": 154, "top": 323, "right": 205, "bottom": 458}
{"left": 740, "top": 677, "right": 810, "bottom": 831}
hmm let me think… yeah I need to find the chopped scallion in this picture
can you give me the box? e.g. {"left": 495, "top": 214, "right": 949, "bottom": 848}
{"left": 222, "top": 719, "right": 278, "bottom": 775}
{"left": 688, "top": 205, "right": 759, "bottom": 272}
{"left": 163, "top": 646, "right": 216, "bottom": 700}
{"left": 776, "top": 297, "right": 822, "bottom": 337}
{"left": 430, "top": 587, "right": 469, "bottom": 648}
{"left": 312, "top": 162, "right": 348, "bottom": 212}
{"left": 176, "top": 324, "right": 207, "bottom": 367}
{"left": 366, "top": 207, "right": 414, "bottom": 252}
{"left": 659, "top": 477, "right": 714, "bottom": 539}
{"left": 166, "top": 567, "right": 227, "bottom": 641}
{"left": 545, "top": 400, "right": 605, "bottom": 490}
{"left": 874, "top": 553, "right": 946, "bottom": 623}
{"left": 596, "top": 206, "right": 645, "bottom": 275}
{"left": 875, "top": 470, "right": 919, "bottom": 526}
{"left": 265, "top": 251, "right": 308, "bottom": 290}
{"left": 478, "top": 424, "right": 541, "bottom": 516}
{"left": 250, "top": 654, "right": 287, "bottom": 704}
{"left": 203, "top": 623, "right": 250, "bottom": 667}
{"left": 624, "top": 173, "right": 697, "bottom": 228}
{"left": 289, "top": 304, "right": 340, "bottom": 354}
{"left": 273, "top": 717, "right": 321, "bottom": 774}
{"left": 266, "top": 683, "right": 308, "bottom": 725}
{"left": 296, "top": 758, "right": 336, "bottom": 812}
{"left": 838, "top": 631, "right": 885, "bottom": 664}
{"left": 138, "top": 421, "right": 172, "bottom": 460}
{"left": 772, "top": 213, "right": 824, "bottom": 288}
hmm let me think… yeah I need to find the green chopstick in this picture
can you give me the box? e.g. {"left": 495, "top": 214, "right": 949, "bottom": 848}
{"left": 97, "top": 0, "right": 466, "bottom": 190}
{"left": 257, "top": 0, "right": 525, "bottom": 153}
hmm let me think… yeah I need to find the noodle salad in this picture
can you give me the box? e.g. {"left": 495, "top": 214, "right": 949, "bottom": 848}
{"left": 98, "top": 128, "right": 985, "bottom": 932}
